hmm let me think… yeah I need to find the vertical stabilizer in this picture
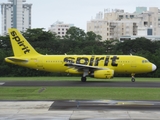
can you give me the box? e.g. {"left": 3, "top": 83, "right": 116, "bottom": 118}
{"left": 8, "top": 28, "right": 40, "bottom": 57}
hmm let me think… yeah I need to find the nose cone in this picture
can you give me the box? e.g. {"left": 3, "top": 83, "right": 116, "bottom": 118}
{"left": 152, "top": 64, "right": 157, "bottom": 71}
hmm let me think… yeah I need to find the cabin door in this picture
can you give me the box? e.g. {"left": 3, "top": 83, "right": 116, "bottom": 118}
{"left": 37, "top": 57, "right": 43, "bottom": 68}
{"left": 131, "top": 59, "right": 137, "bottom": 72}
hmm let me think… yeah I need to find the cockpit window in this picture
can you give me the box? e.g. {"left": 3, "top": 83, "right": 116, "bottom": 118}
{"left": 142, "top": 60, "right": 149, "bottom": 63}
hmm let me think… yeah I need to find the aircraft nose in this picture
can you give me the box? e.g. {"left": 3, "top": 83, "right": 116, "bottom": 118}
{"left": 152, "top": 64, "right": 157, "bottom": 71}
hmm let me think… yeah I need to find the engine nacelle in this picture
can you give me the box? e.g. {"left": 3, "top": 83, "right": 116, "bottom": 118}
{"left": 93, "top": 69, "right": 114, "bottom": 79}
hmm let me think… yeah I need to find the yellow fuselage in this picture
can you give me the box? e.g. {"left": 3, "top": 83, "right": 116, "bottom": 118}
{"left": 5, "top": 55, "right": 153, "bottom": 75}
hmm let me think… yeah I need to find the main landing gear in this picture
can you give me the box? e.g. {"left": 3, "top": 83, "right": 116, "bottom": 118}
{"left": 131, "top": 73, "right": 135, "bottom": 82}
{"left": 81, "top": 68, "right": 89, "bottom": 82}
{"left": 81, "top": 77, "right": 86, "bottom": 82}
{"left": 131, "top": 77, "right": 135, "bottom": 82}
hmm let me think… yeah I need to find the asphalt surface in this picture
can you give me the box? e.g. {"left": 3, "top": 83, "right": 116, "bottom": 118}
{"left": 50, "top": 100, "right": 160, "bottom": 111}
{"left": 1, "top": 81, "right": 160, "bottom": 87}
{"left": 1, "top": 80, "right": 160, "bottom": 119}
{"left": 1, "top": 101, "right": 160, "bottom": 120}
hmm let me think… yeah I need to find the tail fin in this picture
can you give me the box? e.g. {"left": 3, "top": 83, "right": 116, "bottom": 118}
{"left": 8, "top": 28, "right": 40, "bottom": 57}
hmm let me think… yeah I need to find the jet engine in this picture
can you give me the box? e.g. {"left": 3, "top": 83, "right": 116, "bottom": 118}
{"left": 93, "top": 69, "right": 114, "bottom": 79}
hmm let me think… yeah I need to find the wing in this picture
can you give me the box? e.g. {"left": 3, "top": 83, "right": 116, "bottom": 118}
{"left": 64, "top": 62, "right": 108, "bottom": 71}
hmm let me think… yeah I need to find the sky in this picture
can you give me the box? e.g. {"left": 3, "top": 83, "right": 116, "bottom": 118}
{"left": 0, "top": 0, "right": 160, "bottom": 33}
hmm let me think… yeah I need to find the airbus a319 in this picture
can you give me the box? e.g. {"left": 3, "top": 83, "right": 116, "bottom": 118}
{"left": 5, "top": 28, "right": 157, "bottom": 82}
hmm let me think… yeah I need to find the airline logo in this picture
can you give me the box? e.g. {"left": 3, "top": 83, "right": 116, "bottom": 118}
{"left": 64, "top": 56, "right": 119, "bottom": 66}
{"left": 10, "top": 31, "right": 30, "bottom": 54}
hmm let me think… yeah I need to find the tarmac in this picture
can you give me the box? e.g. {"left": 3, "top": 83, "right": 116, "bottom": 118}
{"left": 0, "top": 101, "right": 160, "bottom": 120}
{"left": 1, "top": 80, "right": 160, "bottom": 119}
{"left": 1, "top": 81, "right": 160, "bottom": 87}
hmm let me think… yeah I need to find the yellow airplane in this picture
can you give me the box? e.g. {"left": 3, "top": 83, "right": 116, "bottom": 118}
{"left": 5, "top": 28, "right": 157, "bottom": 82}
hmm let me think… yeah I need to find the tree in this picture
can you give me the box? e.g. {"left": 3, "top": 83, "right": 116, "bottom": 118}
{"left": 103, "top": 40, "right": 118, "bottom": 54}
{"left": 0, "top": 35, "right": 11, "bottom": 50}
{"left": 114, "top": 37, "right": 157, "bottom": 55}
{"left": 86, "top": 31, "right": 102, "bottom": 41}
{"left": 22, "top": 28, "right": 60, "bottom": 54}
{"left": 63, "top": 27, "right": 86, "bottom": 41}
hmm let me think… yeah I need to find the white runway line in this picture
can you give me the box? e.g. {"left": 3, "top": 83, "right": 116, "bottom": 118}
{"left": 0, "top": 82, "right": 5, "bottom": 85}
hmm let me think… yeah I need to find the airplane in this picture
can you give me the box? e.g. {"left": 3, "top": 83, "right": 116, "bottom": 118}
{"left": 5, "top": 28, "right": 157, "bottom": 82}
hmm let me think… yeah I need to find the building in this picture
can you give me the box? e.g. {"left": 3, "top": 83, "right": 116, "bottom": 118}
{"left": 136, "top": 7, "right": 147, "bottom": 14}
{"left": 0, "top": 0, "right": 32, "bottom": 35}
{"left": 87, "top": 9, "right": 139, "bottom": 41}
{"left": 48, "top": 21, "right": 74, "bottom": 38}
{"left": 87, "top": 7, "right": 160, "bottom": 41}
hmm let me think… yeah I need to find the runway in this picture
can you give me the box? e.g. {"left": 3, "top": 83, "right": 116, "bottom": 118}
{"left": 1, "top": 81, "right": 160, "bottom": 87}
{"left": 50, "top": 100, "right": 160, "bottom": 111}
{"left": 1, "top": 80, "right": 160, "bottom": 119}
{"left": 0, "top": 101, "right": 160, "bottom": 120}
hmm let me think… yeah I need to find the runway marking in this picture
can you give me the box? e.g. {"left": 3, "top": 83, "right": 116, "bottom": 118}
{"left": 0, "top": 82, "right": 5, "bottom": 85}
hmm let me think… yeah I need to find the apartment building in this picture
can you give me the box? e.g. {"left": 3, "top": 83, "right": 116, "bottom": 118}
{"left": 87, "top": 7, "right": 160, "bottom": 41}
{"left": 48, "top": 21, "right": 74, "bottom": 38}
{"left": 0, "top": 0, "right": 32, "bottom": 35}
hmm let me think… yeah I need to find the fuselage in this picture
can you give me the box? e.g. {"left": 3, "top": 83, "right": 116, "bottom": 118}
{"left": 5, "top": 55, "right": 156, "bottom": 75}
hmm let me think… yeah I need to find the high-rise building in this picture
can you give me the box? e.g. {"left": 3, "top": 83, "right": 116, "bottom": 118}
{"left": 0, "top": 0, "right": 32, "bottom": 35}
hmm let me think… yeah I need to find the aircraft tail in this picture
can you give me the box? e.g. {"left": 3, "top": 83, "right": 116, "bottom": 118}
{"left": 8, "top": 28, "right": 40, "bottom": 57}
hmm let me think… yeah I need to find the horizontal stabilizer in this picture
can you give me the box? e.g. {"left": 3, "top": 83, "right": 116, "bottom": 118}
{"left": 5, "top": 57, "right": 28, "bottom": 63}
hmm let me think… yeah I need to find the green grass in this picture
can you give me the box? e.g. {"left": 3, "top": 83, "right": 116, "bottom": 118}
{"left": 0, "top": 77, "right": 160, "bottom": 100}
{"left": 0, "top": 76, "right": 159, "bottom": 82}
{"left": 0, "top": 87, "right": 160, "bottom": 100}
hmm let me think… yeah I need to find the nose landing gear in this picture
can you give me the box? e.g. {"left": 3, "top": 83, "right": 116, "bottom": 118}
{"left": 131, "top": 73, "right": 135, "bottom": 82}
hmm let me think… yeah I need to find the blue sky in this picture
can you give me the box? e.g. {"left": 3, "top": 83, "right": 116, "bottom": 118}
{"left": 0, "top": 0, "right": 160, "bottom": 33}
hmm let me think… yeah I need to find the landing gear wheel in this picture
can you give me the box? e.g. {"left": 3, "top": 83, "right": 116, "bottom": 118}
{"left": 131, "top": 77, "right": 135, "bottom": 82}
{"left": 131, "top": 73, "right": 135, "bottom": 82}
{"left": 81, "top": 77, "right": 86, "bottom": 82}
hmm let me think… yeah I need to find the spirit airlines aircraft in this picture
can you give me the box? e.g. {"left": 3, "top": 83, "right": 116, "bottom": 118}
{"left": 5, "top": 28, "right": 157, "bottom": 82}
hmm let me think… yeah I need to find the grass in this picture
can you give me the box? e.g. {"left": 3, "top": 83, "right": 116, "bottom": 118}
{"left": 0, "top": 87, "right": 160, "bottom": 100}
{"left": 0, "top": 77, "right": 160, "bottom": 100}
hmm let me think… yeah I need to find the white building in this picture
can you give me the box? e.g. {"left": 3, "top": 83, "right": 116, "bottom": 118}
{"left": 48, "top": 21, "right": 74, "bottom": 38}
{"left": 0, "top": 0, "right": 32, "bottom": 35}
{"left": 87, "top": 7, "right": 160, "bottom": 41}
